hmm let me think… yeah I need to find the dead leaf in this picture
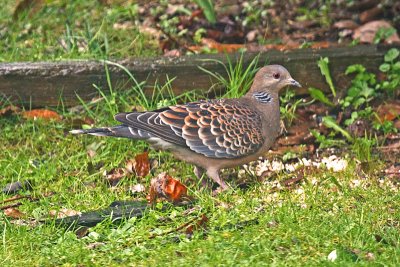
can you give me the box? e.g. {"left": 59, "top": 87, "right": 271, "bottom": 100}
{"left": 75, "top": 227, "right": 89, "bottom": 238}
{"left": 10, "top": 219, "right": 38, "bottom": 227}
{"left": 104, "top": 168, "right": 127, "bottom": 187}
{"left": 13, "top": 0, "right": 44, "bottom": 20}
{"left": 22, "top": 109, "right": 61, "bottom": 121}
{"left": 0, "top": 105, "right": 21, "bottom": 117}
{"left": 185, "top": 214, "right": 208, "bottom": 236}
{"left": 113, "top": 21, "right": 134, "bottom": 30}
{"left": 4, "top": 207, "right": 26, "bottom": 219}
{"left": 164, "top": 49, "right": 181, "bottom": 57}
{"left": 147, "top": 172, "right": 188, "bottom": 204}
{"left": 129, "top": 184, "right": 146, "bottom": 195}
{"left": 353, "top": 20, "right": 400, "bottom": 44}
{"left": 360, "top": 6, "right": 383, "bottom": 24}
{"left": 375, "top": 101, "right": 400, "bottom": 122}
{"left": 333, "top": 20, "right": 359, "bottom": 30}
{"left": 49, "top": 208, "right": 82, "bottom": 219}
{"left": 126, "top": 152, "right": 150, "bottom": 177}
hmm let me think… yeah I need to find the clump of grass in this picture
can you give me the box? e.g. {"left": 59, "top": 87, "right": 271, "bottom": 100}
{"left": 199, "top": 53, "right": 260, "bottom": 98}
{"left": 0, "top": 0, "right": 159, "bottom": 62}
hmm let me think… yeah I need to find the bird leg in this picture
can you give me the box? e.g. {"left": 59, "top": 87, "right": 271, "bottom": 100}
{"left": 194, "top": 166, "right": 210, "bottom": 189}
{"left": 206, "top": 169, "right": 228, "bottom": 191}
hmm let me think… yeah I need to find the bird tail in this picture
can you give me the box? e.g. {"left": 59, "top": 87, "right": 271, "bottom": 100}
{"left": 70, "top": 125, "right": 139, "bottom": 139}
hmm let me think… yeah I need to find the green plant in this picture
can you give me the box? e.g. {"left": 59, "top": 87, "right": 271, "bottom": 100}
{"left": 322, "top": 116, "right": 353, "bottom": 142}
{"left": 317, "top": 57, "right": 336, "bottom": 97}
{"left": 341, "top": 64, "right": 377, "bottom": 109}
{"left": 310, "top": 129, "right": 345, "bottom": 148}
{"left": 308, "top": 57, "right": 337, "bottom": 106}
{"left": 199, "top": 53, "right": 260, "bottom": 98}
{"left": 280, "top": 89, "right": 303, "bottom": 126}
{"left": 378, "top": 48, "right": 400, "bottom": 95}
{"left": 194, "top": 0, "right": 216, "bottom": 24}
{"left": 374, "top": 27, "right": 397, "bottom": 44}
{"left": 352, "top": 135, "right": 376, "bottom": 162}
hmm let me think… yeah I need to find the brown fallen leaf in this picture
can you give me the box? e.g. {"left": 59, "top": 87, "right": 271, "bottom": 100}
{"left": 333, "top": 20, "right": 359, "bottom": 30}
{"left": 4, "top": 207, "right": 26, "bottom": 219}
{"left": 104, "top": 168, "right": 127, "bottom": 187}
{"left": 22, "top": 109, "right": 62, "bottom": 121}
{"left": 375, "top": 101, "right": 400, "bottom": 122}
{"left": 13, "top": 0, "right": 44, "bottom": 20}
{"left": 126, "top": 152, "right": 150, "bottom": 177}
{"left": 75, "top": 227, "right": 89, "bottom": 239}
{"left": 49, "top": 208, "right": 82, "bottom": 219}
{"left": 147, "top": 172, "right": 188, "bottom": 204}
{"left": 0, "top": 105, "right": 21, "bottom": 117}
{"left": 185, "top": 214, "right": 208, "bottom": 236}
{"left": 353, "top": 20, "right": 400, "bottom": 44}
{"left": 360, "top": 6, "right": 383, "bottom": 23}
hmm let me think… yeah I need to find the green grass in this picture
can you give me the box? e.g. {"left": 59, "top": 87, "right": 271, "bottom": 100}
{"left": 0, "top": 72, "right": 399, "bottom": 266}
{"left": 0, "top": 0, "right": 159, "bottom": 62}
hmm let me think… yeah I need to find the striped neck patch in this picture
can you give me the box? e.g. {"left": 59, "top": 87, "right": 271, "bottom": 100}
{"left": 253, "top": 91, "right": 272, "bottom": 103}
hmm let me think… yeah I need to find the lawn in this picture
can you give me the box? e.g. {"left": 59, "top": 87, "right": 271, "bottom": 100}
{"left": 1, "top": 1, "right": 400, "bottom": 266}
{"left": 1, "top": 62, "right": 399, "bottom": 265}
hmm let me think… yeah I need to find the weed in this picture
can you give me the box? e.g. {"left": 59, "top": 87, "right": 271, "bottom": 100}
{"left": 280, "top": 88, "right": 303, "bottom": 126}
{"left": 374, "top": 27, "right": 397, "bottom": 44}
{"left": 310, "top": 48, "right": 400, "bottom": 138}
{"left": 199, "top": 53, "right": 260, "bottom": 98}
{"left": 194, "top": 0, "right": 216, "bottom": 24}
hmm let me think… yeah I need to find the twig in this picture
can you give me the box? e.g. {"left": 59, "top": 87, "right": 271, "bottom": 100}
{"left": 0, "top": 202, "right": 23, "bottom": 210}
{"left": 148, "top": 214, "right": 203, "bottom": 239}
{"left": 0, "top": 195, "right": 29, "bottom": 205}
{"left": 0, "top": 192, "right": 54, "bottom": 210}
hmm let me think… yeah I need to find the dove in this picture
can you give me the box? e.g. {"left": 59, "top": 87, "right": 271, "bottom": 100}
{"left": 71, "top": 65, "right": 301, "bottom": 190}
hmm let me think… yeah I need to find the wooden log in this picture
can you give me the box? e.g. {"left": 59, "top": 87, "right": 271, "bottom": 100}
{"left": 0, "top": 45, "right": 398, "bottom": 107}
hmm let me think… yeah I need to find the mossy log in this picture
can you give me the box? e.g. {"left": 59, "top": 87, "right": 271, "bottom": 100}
{"left": 0, "top": 45, "right": 398, "bottom": 107}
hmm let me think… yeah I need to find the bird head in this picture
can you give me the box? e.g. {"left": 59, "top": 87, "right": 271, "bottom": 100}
{"left": 248, "top": 65, "right": 301, "bottom": 95}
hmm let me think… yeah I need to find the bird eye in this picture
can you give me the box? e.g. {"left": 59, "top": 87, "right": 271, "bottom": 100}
{"left": 273, "top": 72, "right": 280, "bottom": 79}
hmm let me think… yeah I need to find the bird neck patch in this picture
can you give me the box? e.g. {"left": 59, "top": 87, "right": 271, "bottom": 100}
{"left": 253, "top": 91, "right": 273, "bottom": 103}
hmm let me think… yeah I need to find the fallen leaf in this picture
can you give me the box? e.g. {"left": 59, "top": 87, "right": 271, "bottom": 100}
{"left": 360, "top": 6, "right": 383, "bottom": 24}
{"left": 0, "top": 105, "right": 20, "bottom": 117}
{"left": 22, "top": 109, "right": 61, "bottom": 121}
{"left": 147, "top": 172, "right": 188, "bottom": 204}
{"left": 126, "top": 152, "right": 150, "bottom": 177}
{"left": 375, "top": 101, "right": 400, "bottom": 122}
{"left": 49, "top": 208, "right": 82, "bottom": 219}
{"left": 75, "top": 227, "right": 89, "bottom": 239}
{"left": 185, "top": 214, "right": 208, "bottom": 236}
{"left": 353, "top": 20, "right": 400, "bottom": 44}
{"left": 4, "top": 207, "right": 26, "bottom": 219}
{"left": 333, "top": 20, "right": 359, "bottom": 30}
{"left": 104, "top": 168, "right": 127, "bottom": 187}
{"left": 129, "top": 184, "right": 146, "bottom": 195}
{"left": 13, "top": 0, "right": 44, "bottom": 20}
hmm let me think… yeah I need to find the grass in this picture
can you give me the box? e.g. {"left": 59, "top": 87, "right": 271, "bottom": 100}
{"left": 0, "top": 0, "right": 159, "bottom": 62}
{"left": 0, "top": 65, "right": 399, "bottom": 266}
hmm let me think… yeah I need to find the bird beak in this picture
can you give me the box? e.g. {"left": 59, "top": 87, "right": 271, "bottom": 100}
{"left": 288, "top": 78, "right": 301, "bottom": 88}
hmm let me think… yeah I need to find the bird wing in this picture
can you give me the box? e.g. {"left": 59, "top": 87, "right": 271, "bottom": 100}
{"left": 115, "top": 99, "right": 264, "bottom": 159}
